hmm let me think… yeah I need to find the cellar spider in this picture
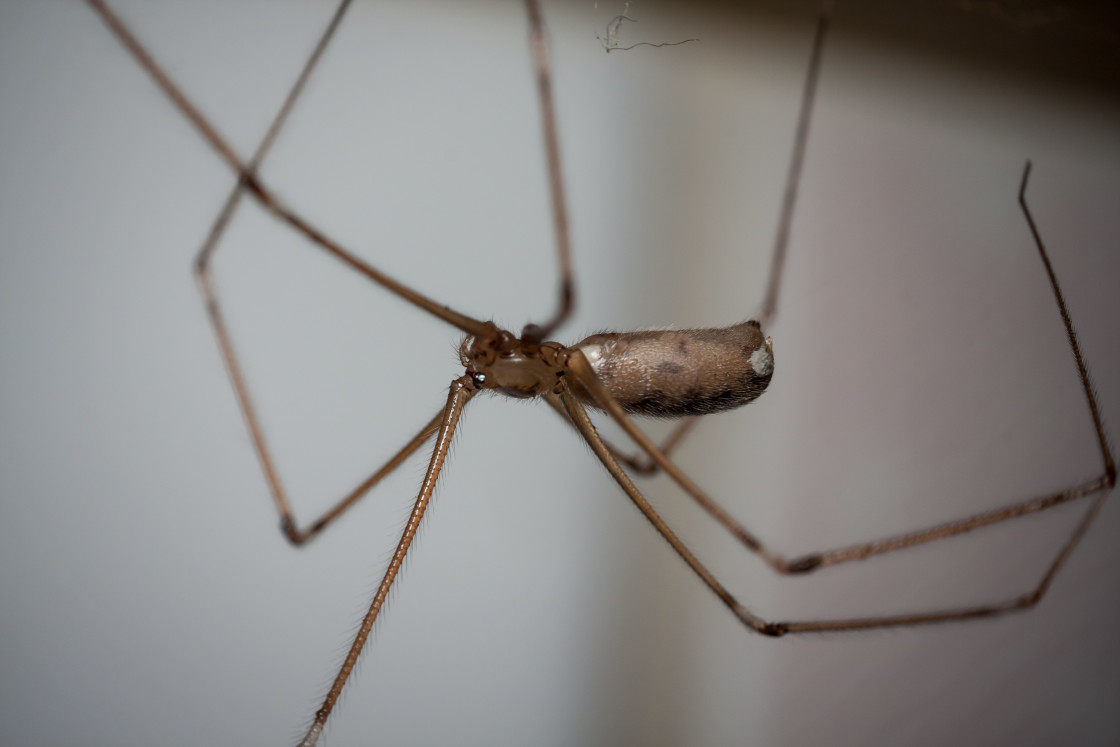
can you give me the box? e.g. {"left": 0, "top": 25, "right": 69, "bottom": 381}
{"left": 72, "top": 1, "right": 1120, "bottom": 747}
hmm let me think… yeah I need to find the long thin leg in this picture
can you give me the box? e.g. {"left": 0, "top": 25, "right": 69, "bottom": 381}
{"left": 559, "top": 6, "right": 1114, "bottom": 583}
{"left": 567, "top": 165, "right": 1118, "bottom": 578}
{"left": 284, "top": 408, "right": 444, "bottom": 544}
{"left": 756, "top": 2, "right": 831, "bottom": 329}
{"left": 543, "top": 394, "right": 698, "bottom": 475}
{"left": 550, "top": 0, "right": 830, "bottom": 466}
{"left": 773, "top": 490, "right": 1110, "bottom": 634}
{"left": 565, "top": 326, "right": 1111, "bottom": 636}
{"left": 562, "top": 384, "right": 1110, "bottom": 635}
{"left": 1019, "top": 162, "right": 1116, "bottom": 487}
{"left": 84, "top": 0, "right": 492, "bottom": 337}
{"left": 84, "top": 0, "right": 481, "bottom": 542}
{"left": 189, "top": 0, "right": 359, "bottom": 543}
{"left": 300, "top": 378, "right": 476, "bottom": 747}
{"left": 566, "top": 349, "right": 777, "bottom": 566}
{"left": 522, "top": 0, "right": 575, "bottom": 344}
{"left": 558, "top": 390, "right": 774, "bottom": 635}
{"left": 802, "top": 163, "right": 1117, "bottom": 570}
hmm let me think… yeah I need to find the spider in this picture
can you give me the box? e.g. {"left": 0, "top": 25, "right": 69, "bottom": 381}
{"left": 70, "top": 0, "right": 1120, "bottom": 743}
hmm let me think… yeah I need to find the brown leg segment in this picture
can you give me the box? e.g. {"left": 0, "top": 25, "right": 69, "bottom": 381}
{"left": 299, "top": 378, "right": 476, "bottom": 746}
{"left": 85, "top": 0, "right": 492, "bottom": 337}
{"left": 563, "top": 159, "right": 1115, "bottom": 626}
{"left": 554, "top": 2, "right": 828, "bottom": 487}
{"left": 543, "top": 394, "right": 698, "bottom": 476}
{"left": 756, "top": 2, "right": 830, "bottom": 330}
{"left": 84, "top": 0, "right": 490, "bottom": 545}
{"left": 566, "top": 319, "right": 1111, "bottom": 635}
{"left": 522, "top": 0, "right": 575, "bottom": 344}
{"left": 558, "top": 390, "right": 774, "bottom": 635}
{"left": 284, "top": 408, "right": 445, "bottom": 545}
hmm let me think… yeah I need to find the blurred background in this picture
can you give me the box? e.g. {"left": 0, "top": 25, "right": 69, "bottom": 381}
{"left": 2, "top": 1, "right": 1118, "bottom": 745}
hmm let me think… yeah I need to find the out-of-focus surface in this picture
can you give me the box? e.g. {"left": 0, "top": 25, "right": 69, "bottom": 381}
{"left": 1, "top": 1, "right": 1118, "bottom": 745}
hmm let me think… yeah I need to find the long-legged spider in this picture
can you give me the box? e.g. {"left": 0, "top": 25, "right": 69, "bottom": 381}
{"left": 72, "top": 0, "right": 1120, "bottom": 743}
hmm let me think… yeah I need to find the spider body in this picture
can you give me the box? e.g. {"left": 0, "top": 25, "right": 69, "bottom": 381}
{"left": 73, "top": 1, "right": 1116, "bottom": 744}
{"left": 463, "top": 320, "right": 774, "bottom": 418}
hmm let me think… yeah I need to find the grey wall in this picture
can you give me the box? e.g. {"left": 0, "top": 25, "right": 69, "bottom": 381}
{"left": 2, "top": 1, "right": 1118, "bottom": 745}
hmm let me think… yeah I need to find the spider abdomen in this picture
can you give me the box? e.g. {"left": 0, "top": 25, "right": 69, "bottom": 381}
{"left": 572, "top": 321, "right": 774, "bottom": 418}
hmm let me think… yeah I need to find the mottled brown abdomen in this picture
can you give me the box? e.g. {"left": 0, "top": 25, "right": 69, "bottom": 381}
{"left": 570, "top": 321, "right": 774, "bottom": 418}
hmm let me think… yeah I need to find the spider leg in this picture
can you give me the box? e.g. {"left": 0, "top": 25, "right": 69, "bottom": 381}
{"left": 544, "top": 394, "right": 698, "bottom": 475}
{"left": 521, "top": 0, "right": 575, "bottom": 343}
{"left": 281, "top": 408, "right": 444, "bottom": 545}
{"left": 756, "top": 2, "right": 831, "bottom": 329}
{"left": 85, "top": 0, "right": 491, "bottom": 545}
{"left": 300, "top": 377, "right": 476, "bottom": 745}
{"left": 557, "top": 388, "right": 776, "bottom": 636}
{"left": 85, "top": 0, "right": 492, "bottom": 337}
